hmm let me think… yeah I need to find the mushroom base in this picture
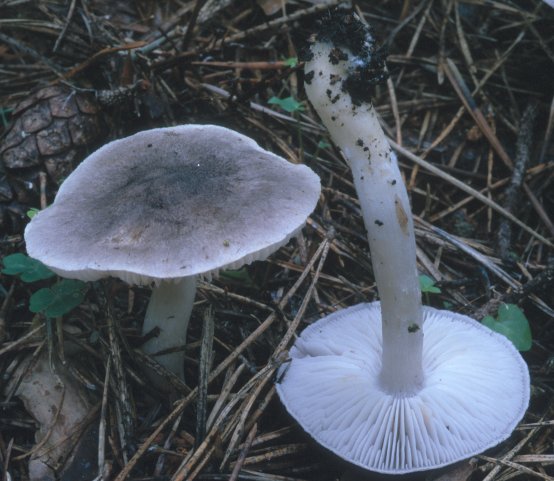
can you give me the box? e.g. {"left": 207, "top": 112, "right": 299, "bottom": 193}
{"left": 276, "top": 302, "right": 530, "bottom": 474}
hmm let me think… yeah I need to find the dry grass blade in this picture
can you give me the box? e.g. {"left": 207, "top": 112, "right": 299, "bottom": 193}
{"left": 112, "top": 389, "right": 198, "bottom": 481}
{"left": 539, "top": 95, "right": 554, "bottom": 162}
{"left": 52, "top": 0, "right": 77, "bottom": 53}
{"left": 273, "top": 234, "right": 332, "bottom": 354}
{"left": 219, "top": 372, "right": 274, "bottom": 470}
{"left": 0, "top": 284, "right": 15, "bottom": 344}
{"left": 229, "top": 423, "right": 257, "bottom": 481}
{"left": 198, "top": 281, "right": 274, "bottom": 312}
{"left": 239, "top": 468, "right": 311, "bottom": 481}
{"left": 171, "top": 364, "right": 276, "bottom": 481}
{"left": 233, "top": 443, "right": 309, "bottom": 467}
{"left": 200, "top": 83, "right": 321, "bottom": 130}
{"left": 96, "top": 356, "right": 110, "bottom": 481}
{"left": 61, "top": 41, "right": 147, "bottom": 81}
{"left": 418, "top": 219, "right": 520, "bottom": 289}
{"left": 205, "top": 364, "right": 245, "bottom": 431}
{"left": 105, "top": 300, "right": 134, "bottom": 463}
{"left": 0, "top": 31, "right": 64, "bottom": 76}
{"left": 512, "top": 455, "right": 554, "bottom": 464}
{"left": 196, "top": 306, "right": 215, "bottom": 444}
{"left": 497, "top": 103, "right": 539, "bottom": 260}
{"left": 0, "top": 325, "right": 43, "bottom": 358}
{"left": 391, "top": 140, "right": 553, "bottom": 248}
{"left": 482, "top": 401, "right": 554, "bottom": 481}
{"left": 479, "top": 455, "right": 554, "bottom": 481}
{"left": 443, "top": 58, "right": 554, "bottom": 237}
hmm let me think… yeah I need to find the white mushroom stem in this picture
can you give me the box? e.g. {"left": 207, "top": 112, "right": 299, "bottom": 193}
{"left": 305, "top": 41, "right": 423, "bottom": 394}
{"left": 141, "top": 276, "right": 197, "bottom": 380}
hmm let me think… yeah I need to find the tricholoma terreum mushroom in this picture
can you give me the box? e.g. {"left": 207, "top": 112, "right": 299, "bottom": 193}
{"left": 25, "top": 124, "right": 320, "bottom": 381}
{"left": 276, "top": 10, "right": 530, "bottom": 474}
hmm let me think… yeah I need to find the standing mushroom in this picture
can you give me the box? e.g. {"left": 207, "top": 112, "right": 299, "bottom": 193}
{"left": 276, "top": 10, "right": 529, "bottom": 473}
{"left": 25, "top": 124, "right": 320, "bottom": 380}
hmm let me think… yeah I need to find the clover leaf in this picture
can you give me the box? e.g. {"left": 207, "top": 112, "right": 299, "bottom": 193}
{"left": 30, "top": 279, "right": 88, "bottom": 318}
{"left": 482, "top": 303, "right": 532, "bottom": 351}
{"left": 2, "top": 253, "right": 55, "bottom": 282}
{"left": 419, "top": 274, "right": 441, "bottom": 294}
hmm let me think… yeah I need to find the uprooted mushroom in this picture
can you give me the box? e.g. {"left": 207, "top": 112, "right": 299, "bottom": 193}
{"left": 276, "top": 9, "right": 529, "bottom": 474}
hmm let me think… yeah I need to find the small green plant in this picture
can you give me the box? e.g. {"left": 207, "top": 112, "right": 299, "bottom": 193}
{"left": 220, "top": 266, "right": 256, "bottom": 289}
{"left": 2, "top": 253, "right": 55, "bottom": 282}
{"left": 268, "top": 96, "right": 304, "bottom": 113}
{"left": 30, "top": 280, "right": 88, "bottom": 318}
{"left": 419, "top": 275, "right": 441, "bottom": 294}
{"left": 419, "top": 274, "right": 441, "bottom": 305}
{"left": 482, "top": 303, "right": 532, "bottom": 352}
{"left": 2, "top": 253, "right": 88, "bottom": 318}
{"left": 26, "top": 207, "right": 40, "bottom": 219}
{"left": 283, "top": 57, "right": 298, "bottom": 68}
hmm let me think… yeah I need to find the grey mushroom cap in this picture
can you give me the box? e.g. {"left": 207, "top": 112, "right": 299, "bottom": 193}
{"left": 276, "top": 302, "right": 530, "bottom": 474}
{"left": 25, "top": 124, "right": 321, "bottom": 285}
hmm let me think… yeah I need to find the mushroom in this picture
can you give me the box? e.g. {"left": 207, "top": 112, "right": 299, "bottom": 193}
{"left": 25, "top": 124, "right": 321, "bottom": 381}
{"left": 276, "top": 10, "right": 529, "bottom": 473}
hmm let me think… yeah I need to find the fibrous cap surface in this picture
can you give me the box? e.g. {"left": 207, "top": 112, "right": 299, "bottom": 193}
{"left": 276, "top": 302, "right": 530, "bottom": 474}
{"left": 25, "top": 125, "right": 321, "bottom": 284}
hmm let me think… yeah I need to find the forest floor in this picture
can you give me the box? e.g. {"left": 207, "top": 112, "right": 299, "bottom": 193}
{"left": 0, "top": 1, "right": 553, "bottom": 480}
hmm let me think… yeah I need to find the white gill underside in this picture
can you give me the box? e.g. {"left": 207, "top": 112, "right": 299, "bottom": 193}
{"left": 276, "top": 303, "right": 529, "bottom": 473}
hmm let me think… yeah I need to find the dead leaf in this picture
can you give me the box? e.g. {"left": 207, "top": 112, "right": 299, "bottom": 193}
{"left": 6, "top": 353, "right": 95, "bottom": 481}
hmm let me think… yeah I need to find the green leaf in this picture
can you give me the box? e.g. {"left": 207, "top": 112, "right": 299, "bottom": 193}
{"left": 2, "top": 253, "right": 55, "bottom": 282}
{"left": 30, "top": 279, "right": 88, "bottom": 318}
{"left": 317, "top": 140, "right": 331, "bottom": 149}
{"left": 419, "top": 274, "right": 441, "bottom": 294}
{"left": 220, "top": 267, "right": 256, "bottom": 288}
{"left": 27, "top": 207, "right": 40, "bottom": 219}
{"left": 283, "top": 57, "right": 298, "bottom": 68}
{"left": 482, "top": 303, "right": 532, "bottom": 351}
{"left": 268, "top": 96, "right": 304, "bottom": 113}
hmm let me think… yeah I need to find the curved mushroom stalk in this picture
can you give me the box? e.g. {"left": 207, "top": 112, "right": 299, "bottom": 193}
{"left": 141, "top": 276, "right": 197, "bottom": 380}
{"left": 305, "top": 39, "right": 423, "bottom": 394}
{"left": 275, "top": 9, "right": 530, "bottom": 474}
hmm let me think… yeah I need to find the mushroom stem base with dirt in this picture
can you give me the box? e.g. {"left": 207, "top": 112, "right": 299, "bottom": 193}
{"left": 141, "top": 276, "right": 197, "bottom": 380}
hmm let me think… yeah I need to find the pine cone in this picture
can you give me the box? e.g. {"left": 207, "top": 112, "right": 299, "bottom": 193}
{"left": 1, "top": 85, "right": 105, "bottom": 186}
{"left": 0, "top": 85, "right": 105, "bottom": 233}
